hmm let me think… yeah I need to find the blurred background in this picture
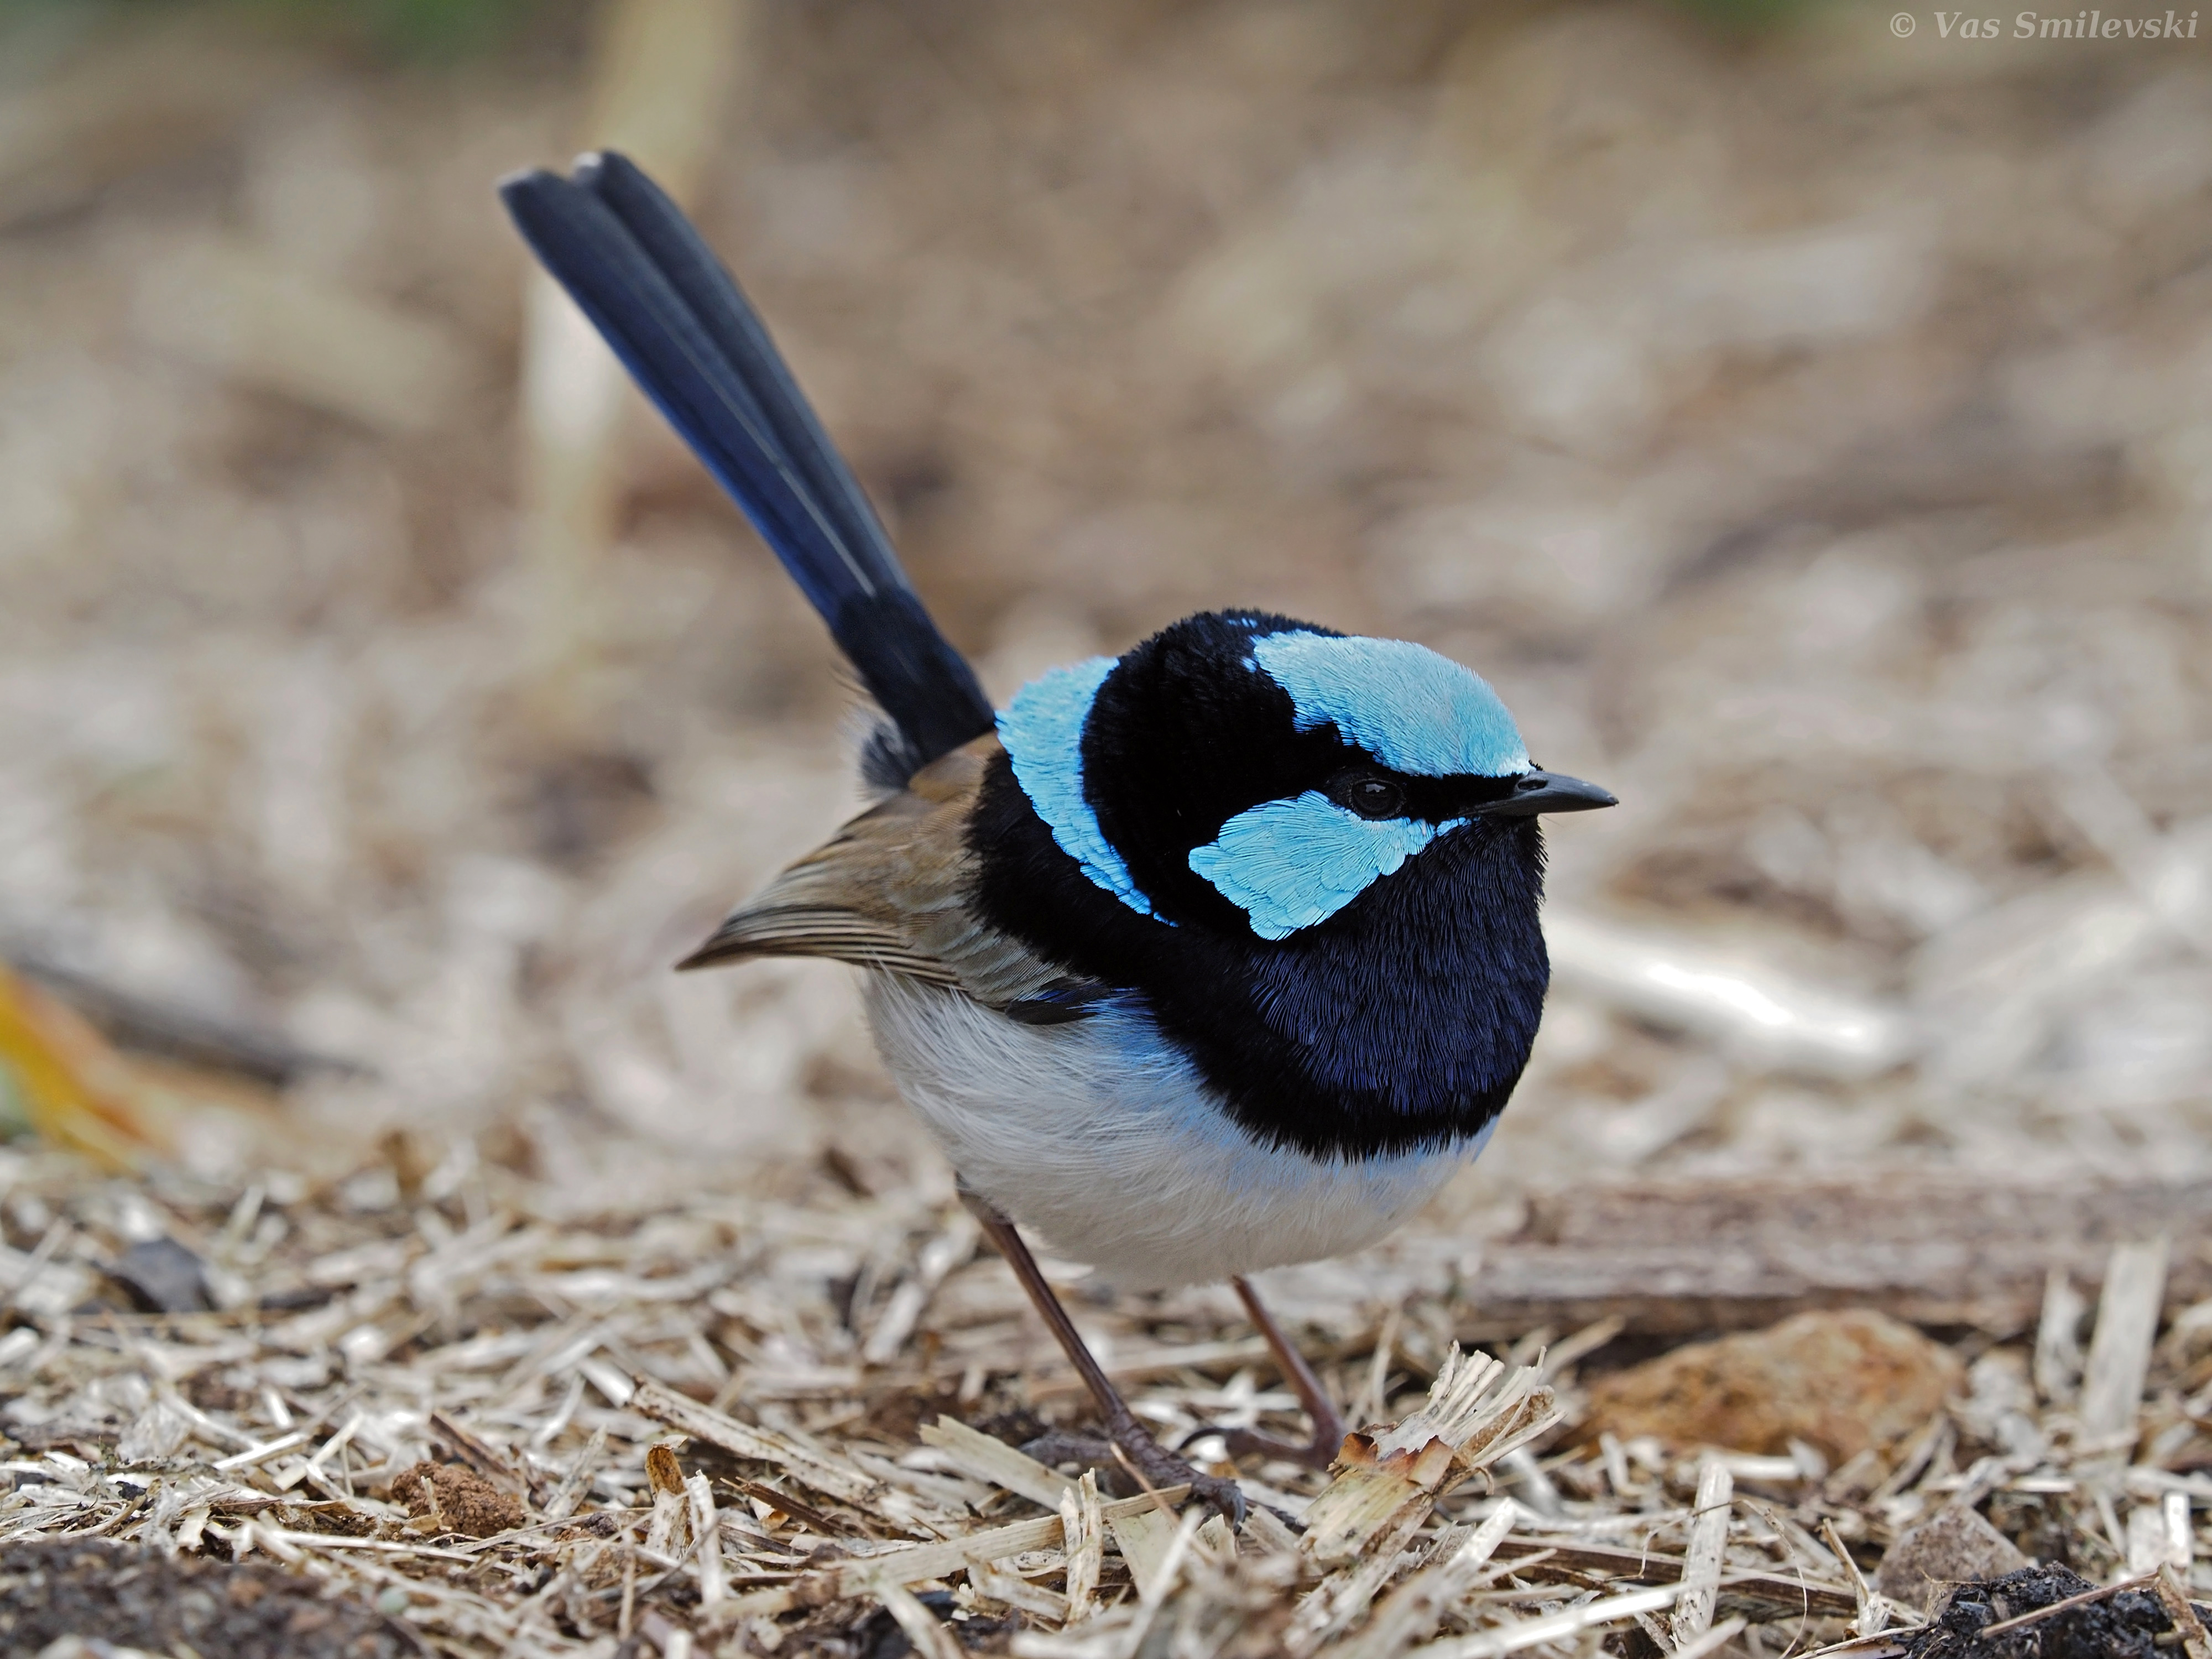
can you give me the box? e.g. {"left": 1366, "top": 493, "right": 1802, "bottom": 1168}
{"left": 4, "top": 0, "right": 2211, "bottom": 1234}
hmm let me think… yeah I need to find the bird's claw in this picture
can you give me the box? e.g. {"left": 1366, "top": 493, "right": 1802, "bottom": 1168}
{"left": 1109, "top": 1422, "right": 1246, "bottom": 1526}
{"left": 1207, "top": 1422, "right": 1345, "bottom": 1472}
{"left": 1021, "top": 1430, "right": 1117, "bottom": 1468}
{"left": 1181, "top": 1468, "right": 1248, "bottom": 1525}
{"left": 1021, "top": 1427, "right": 1246, "bottom": 1525}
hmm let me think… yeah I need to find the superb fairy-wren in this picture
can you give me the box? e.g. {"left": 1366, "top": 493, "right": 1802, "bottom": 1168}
{"left": 501, "top": 153, "right": 1614, "bottom": 1520}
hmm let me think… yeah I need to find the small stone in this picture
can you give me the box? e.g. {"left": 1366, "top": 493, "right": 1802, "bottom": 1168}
{"left": 108, "top": 1238, "right": 211, "bottom": 1314}
{"left": 1580, "top": 1309, "right": 1963, "bottom": 1463}
{"left": 1877, "top": 1505, "right": 2031, "bottom": 1613}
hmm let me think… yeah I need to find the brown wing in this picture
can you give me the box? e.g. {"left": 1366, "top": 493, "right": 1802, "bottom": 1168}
{"left": 676, "top": 736, "right": 1066, "bottom": 1009}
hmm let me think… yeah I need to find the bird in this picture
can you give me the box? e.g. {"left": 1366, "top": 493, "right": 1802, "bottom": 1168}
{"left": 499, "top": 151, "right": 1615, "bottom": 1520}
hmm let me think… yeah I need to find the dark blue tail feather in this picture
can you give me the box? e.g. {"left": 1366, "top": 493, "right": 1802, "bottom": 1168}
{"left": 498, "top": 152, "right": 994, "bottom": 781}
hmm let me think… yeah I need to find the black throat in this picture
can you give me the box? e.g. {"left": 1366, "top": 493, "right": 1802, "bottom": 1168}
{"left": 967, "top": 751, "right": 1551, "bottom": 1161}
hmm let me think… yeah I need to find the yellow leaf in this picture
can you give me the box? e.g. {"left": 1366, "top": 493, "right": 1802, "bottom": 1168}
{"left": 0, "top": 963, "right": 162, "bottom": 1169}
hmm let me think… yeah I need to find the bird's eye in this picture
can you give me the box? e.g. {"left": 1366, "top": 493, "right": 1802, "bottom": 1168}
{"left": 1334, "top": 773, "right": 1405, "bottom": 820}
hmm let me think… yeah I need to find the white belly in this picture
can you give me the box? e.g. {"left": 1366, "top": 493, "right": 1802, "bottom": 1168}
{"left": 863, "top": 975, "right": 1481, "bottom": 1291}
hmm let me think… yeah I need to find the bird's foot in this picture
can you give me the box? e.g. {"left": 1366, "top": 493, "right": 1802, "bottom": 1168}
{"left": 1020, "top": 1429, "right": 1117, "bottom": 1469}
{"left": 1109, "top": 1416, "right": 1245, "bottom": 1524}
{"left": 1023, "top": 1423, "right": 1245, "bottom": 1524}
{"left": 1208, "top": 1422, "right": 1348, "bottom": 1472}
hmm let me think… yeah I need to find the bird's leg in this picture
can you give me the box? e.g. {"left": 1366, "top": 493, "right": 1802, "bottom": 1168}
{"left": 959, "top": 1191, "right": 1245, "bottom": 1523}
{"left": 1210, "top": 1275, "right": 1347, "bottom": 1471}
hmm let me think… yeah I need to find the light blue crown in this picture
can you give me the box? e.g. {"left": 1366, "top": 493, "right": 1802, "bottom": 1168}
{"left": 1249, "top": 632, "right": 1530, "bottom": 779}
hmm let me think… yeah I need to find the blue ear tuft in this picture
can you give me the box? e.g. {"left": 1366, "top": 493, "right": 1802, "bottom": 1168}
{"left": 1251, "top": 633, "right": 1530, "bottom": 778}
{"left": 1190, "top": 792, "right": 1464, "bottom": 940}
{"left": 998, "top": 660, "right": 1157, "bottom": 919}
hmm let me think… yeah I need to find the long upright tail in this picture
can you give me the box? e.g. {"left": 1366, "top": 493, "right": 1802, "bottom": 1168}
{"left": 499, "top": 152, "right": 994, "bottom": 785}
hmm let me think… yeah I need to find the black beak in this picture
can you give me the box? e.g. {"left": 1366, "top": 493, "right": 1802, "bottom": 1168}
{"left": 1479, "top": 769, "right": 1617, "bottom": 817}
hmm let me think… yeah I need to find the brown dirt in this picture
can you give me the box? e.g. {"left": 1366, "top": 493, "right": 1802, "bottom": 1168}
{"left": 0, "top": 1539, "right": 415, "bottom": 1659}
{"left": 390, "top": 1460, "right": 526, "bottom": 1538}
{"left": 1904, "top": 1566, "right": 2200, "bottom": 1659}
{"left": 1579, "top": 1307, "right": 1964, "bottom": 1461}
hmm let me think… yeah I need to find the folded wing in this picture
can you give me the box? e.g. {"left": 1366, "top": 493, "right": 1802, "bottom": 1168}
{"left": 679, "top": 740, "right": 1086, "bottom": 1014}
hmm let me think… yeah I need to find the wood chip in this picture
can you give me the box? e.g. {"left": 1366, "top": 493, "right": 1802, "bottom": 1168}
{"left": 2156, "top": 1566, "right": 2212, "bottom": 1659}
{"left": 2081, "top": 1237, "right": 2171, "bottom": 1447}
{"left": 1322, "top": 1503, "right": 1521, "bottom": 1659}
{"left": 920, "top": 1416, "right": 1073, "bottom": 1509}
{"left": 1671, "top": 1455, "right": 1733, "bottom": 1647}
{"left": 0, "top": 1142, "right": 2171, "bottom": 1656}
{"left": 632, "top": 1376, "right": 887, "bottom": 1508}
{"left": 1408, "top": 1582, "right": 1691, "bottom": 1658}
{"left": 1061, "top": 1470, "right": 1103, "bottom": 1625}
{"left": 875, "top": 1580, "right": 962, "bottom": 1659}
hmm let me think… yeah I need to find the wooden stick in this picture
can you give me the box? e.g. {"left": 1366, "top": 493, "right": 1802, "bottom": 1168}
{"left": 1459, "top": 1174, "right": 2212, "bottom": 1337}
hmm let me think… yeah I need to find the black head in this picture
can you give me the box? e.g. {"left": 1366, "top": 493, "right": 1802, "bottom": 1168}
{"left": 972, "top": 610, "right": 1614, "bottom": 1159}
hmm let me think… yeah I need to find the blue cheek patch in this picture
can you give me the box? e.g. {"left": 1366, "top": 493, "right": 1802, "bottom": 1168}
{"left": 998, "top": 659, "right": 1157, "bottom": 919}
{"left": 1251, "top": 632, "right": 1530, "bottom": 778}
{"left": 1189, "top": 792, "right": 1465, "bottom": 941}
